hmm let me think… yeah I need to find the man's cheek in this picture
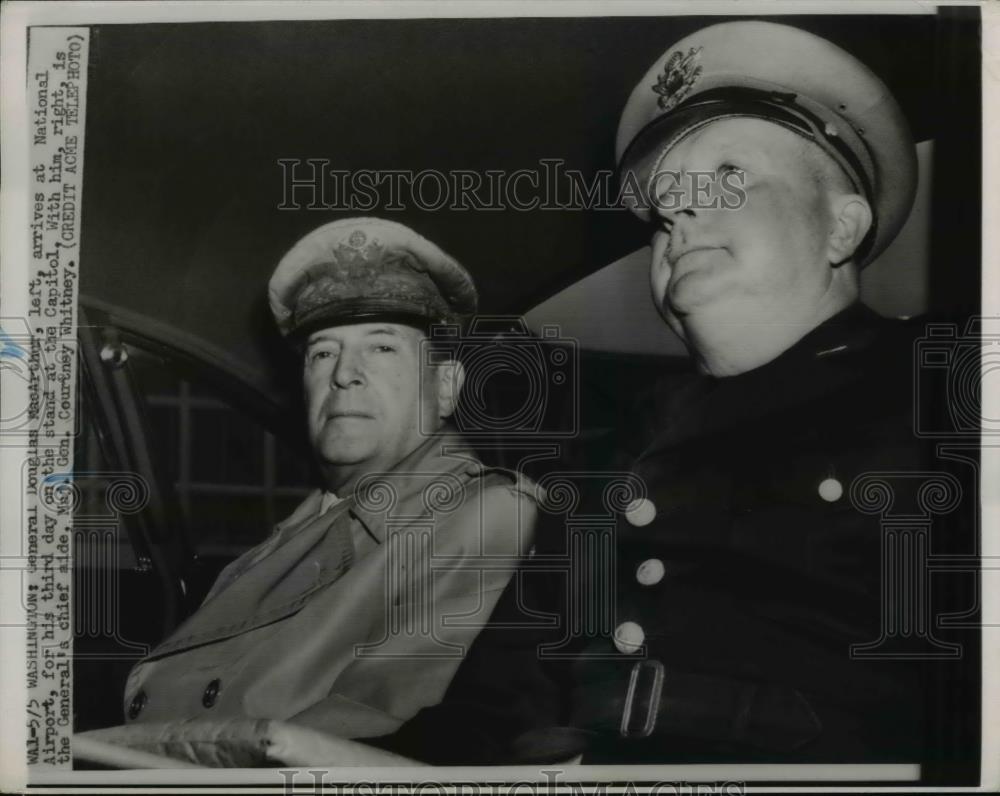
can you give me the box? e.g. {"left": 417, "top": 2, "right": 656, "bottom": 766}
{"left": 649, "top": 234, "right": 672, "bottom": 298}
{"left": 304, "top": 382, "right": 328, "bottom": 422}
{"left": 665, "top": 311, "right": 686, "bottom": 342}
{"left": 650, "top": 229, "right": 670, "bottom": 263}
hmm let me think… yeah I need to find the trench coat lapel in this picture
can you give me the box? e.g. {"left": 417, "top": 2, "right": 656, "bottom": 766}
{"left": 145, "top": 431, "right": 479, "bottom": 661}
{"left": 148, "top": 498, "right": 356, "bottom": 658}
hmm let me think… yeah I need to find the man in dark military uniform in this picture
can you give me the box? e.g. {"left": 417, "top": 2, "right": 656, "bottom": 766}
{"left": 365, "top": 20, "right": 958, "bottom": 767}
{"left": 554, "top": 19, "right": 926, "bottom": 763}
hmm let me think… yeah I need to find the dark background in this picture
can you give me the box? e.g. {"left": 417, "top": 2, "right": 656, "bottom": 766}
{"left": 79, "top": 12, "right": 980, "bottom": 402}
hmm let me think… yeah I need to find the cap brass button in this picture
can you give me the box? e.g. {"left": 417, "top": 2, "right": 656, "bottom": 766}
{"left": 613, "top": 621, "right": 645, "bottom": 654}
{"left": 636, "top": 558, "right": 666, "bottom": 586}
{"left": 127, "top": 690, "right": 147, "bottom": 719}
{"left": 202, "top": 678, "right": 221, "bottom": 709}
{"left": 818, "top": 477, "right": 843, "bottom": 502}
{"left": 625, "top": 498, "right": 656, "bottom": 527}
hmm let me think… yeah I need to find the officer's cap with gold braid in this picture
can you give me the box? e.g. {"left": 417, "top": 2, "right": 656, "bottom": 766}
{"left": 269, "top": 217, "right": 478, "bottom": 338}
{"left": 616, "top": 21, "right": 917, "bottom": 266}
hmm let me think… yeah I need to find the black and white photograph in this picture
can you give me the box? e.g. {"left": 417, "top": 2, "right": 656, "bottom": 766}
{"left": 0, "top": 1, "right": 995, "bottom": 792}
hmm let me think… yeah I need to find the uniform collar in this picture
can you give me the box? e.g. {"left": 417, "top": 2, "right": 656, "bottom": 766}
{"left": 710, "top": 301, "right": 891, "bottom": 400}
{"left": 761, "top": 302, "right": 888, "bottom": 366}
{"left": 637, "top": 303, "right": 893, "bottom": 458}
{"left": 697, "top": 302, "right": 888, "bottom": 391}
{"left": 347, "top": 428, "right": 483, "bottom": 543}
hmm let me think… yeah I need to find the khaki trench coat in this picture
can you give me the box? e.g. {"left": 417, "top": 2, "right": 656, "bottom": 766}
{"left": 123, "top": 432, "right": 537, "bottom": 739}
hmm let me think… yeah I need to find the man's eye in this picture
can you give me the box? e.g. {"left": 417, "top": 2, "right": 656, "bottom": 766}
{"left": 373, "top": 344, "right": 397, "bottom": 354}
{"left": 717, "top": 163, "right": 745, "bottom": 177}
{"left": 308, "top": 349, "right": 334, "bottom": 363}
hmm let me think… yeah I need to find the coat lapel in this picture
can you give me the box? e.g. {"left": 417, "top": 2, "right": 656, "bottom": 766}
{"left": 147, "top": 498, "right": 357, "bottom": 658}
{"left": 145, "top": 431, "right": 481, "bottom": 661}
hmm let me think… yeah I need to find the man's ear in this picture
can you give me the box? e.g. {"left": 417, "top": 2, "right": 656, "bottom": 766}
{"left": 826, "top": 193, "right": 873, "bottom": 266}
{"left": 435, "top": 359, "right": 465, "bottom": 419}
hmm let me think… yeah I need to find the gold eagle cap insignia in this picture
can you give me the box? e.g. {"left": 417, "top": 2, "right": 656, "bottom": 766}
{"left": 652, "top": 46, "right": 704, "bottom": 112}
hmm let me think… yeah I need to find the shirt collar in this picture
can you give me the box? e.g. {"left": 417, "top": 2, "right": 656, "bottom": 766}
{"left": 319, "top": 491, "right": 342, "bottom": 515}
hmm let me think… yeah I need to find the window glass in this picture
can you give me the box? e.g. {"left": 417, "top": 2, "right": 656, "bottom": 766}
{"left": 74, "top": 376, "right": 138, "bottom": 567}
{"left": 73, "top": 331, "right": 314, "bottom": 732}
{"left": 74, "top": 368, "right": 158, "bottom": 731}
{"left": 124, "top": 344, "right": 313, "bottom": 560}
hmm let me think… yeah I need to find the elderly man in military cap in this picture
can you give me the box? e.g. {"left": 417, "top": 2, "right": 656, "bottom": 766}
{"left": 110, "top": 217, "right": 537, "bottom": 755}
{"left": 363, "top": 21, "right": 945, "bottom": 767}
{"left": 554, "top": 19, "right": 929, "bottom": 763}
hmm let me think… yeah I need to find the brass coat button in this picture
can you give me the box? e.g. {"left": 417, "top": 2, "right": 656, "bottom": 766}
{"left": 625, "top": 498, "right": 657, "bottom": 527}
{"left": 127, "top": 690, "right": 147, "bottom": 719}
{"left": 202, "top": 679, "right": 221, "bottom": 708}
{"left": 613, "top": 621, "right": 645, "bottom": 654}
{"left": 818, "top": 477, "right": 844, "bottom": 502}
{"left": 636, "top": 558, "right": 666, "bottom": 586}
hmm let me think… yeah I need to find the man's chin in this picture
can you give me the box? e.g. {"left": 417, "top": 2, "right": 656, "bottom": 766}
{"left": 666, "top": 271, "right": 728, "bottom": 314}
{"left": 313, "top": 438, "right": 377, "bottom": 468}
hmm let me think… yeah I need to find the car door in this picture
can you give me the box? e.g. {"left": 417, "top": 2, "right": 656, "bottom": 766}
{"left": 74, "top": 298, "right": 315, "bottom": 731}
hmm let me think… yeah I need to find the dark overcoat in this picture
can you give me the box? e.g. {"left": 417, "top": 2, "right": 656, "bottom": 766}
{"left": 375, "top": 305, "right": 968, "bottom": 765}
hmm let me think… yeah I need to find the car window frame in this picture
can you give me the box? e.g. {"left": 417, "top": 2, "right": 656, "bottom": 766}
{"left": 78, "top": 295, "right": 315, "bottom": 625}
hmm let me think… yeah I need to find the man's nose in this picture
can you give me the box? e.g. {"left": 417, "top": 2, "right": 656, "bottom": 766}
{"left": 331, "top": 350, "right": 364, "bottom": 388}
{"left": 651, "top": 170, "right": 701, "bottom": 220}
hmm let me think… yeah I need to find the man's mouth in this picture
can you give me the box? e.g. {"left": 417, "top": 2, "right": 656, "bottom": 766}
{"left": 668, "top": 246, "right": 718, "bottom": 268}
{"left": 325, "top": 410, "right": 374, "bottom": 420}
